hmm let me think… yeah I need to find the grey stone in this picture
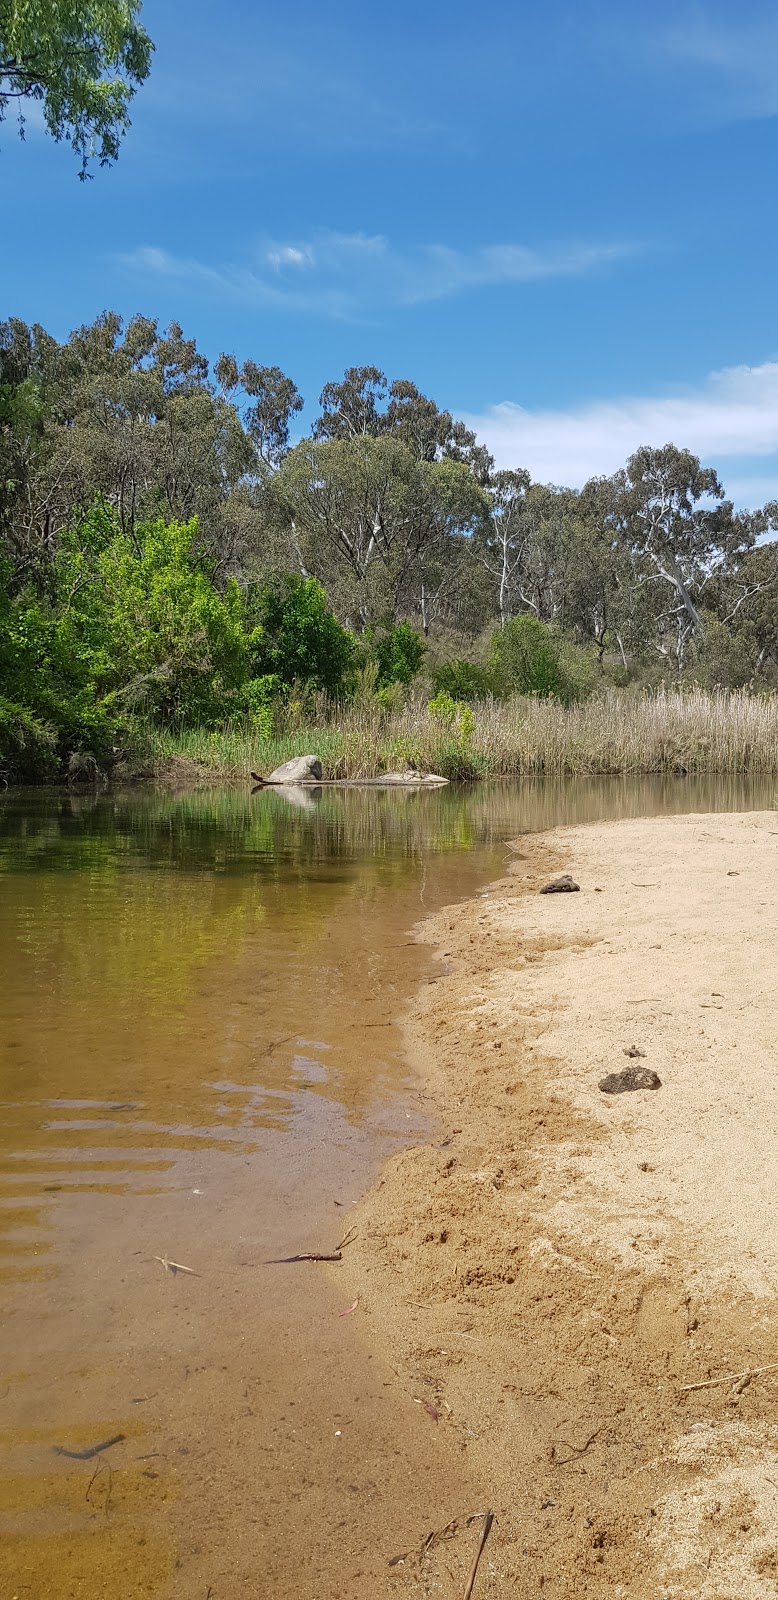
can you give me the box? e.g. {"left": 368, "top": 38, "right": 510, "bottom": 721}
{"left": 265, "top": 754, "right": 323, "bottom": 784}
{"left": 598, "top": 1067, "right": 662, "bottom": 1094}
{"left": 539, "top": 874, "right": 580, "bottom": 894}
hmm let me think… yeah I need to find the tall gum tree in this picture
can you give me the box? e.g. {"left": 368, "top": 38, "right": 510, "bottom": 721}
{"left": 267, "top": 433, "right": 489, "bottom": 632}
{"left": 581, "top": 444, "right": 761, "bottom": 668}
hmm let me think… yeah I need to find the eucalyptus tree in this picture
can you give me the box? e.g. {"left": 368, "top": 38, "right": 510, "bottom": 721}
{"left": 580, "top": 445, "right": 759, "bottom": 668}
{"left": 313, "top": 366, "right": 493, "bottom": 481}
{"left": 49, "top": 314, "right": 255, "bottom": 545}
{"left": 476, "top": 468, "right": 532, "bottom": 623}
{"left": 707, "top": 534, "right": 778, "bottom": 678}
{"left": 267, "top": 433, "right": 489, "bottom": 631}
{"left": 0, "top": 0, "right": 153, "bottom": 174}
{"left": 0, "top": 316, "right": 67, "bottom": 581}
{"left": 214, "top": 355, "right": 303, "bottom": 470}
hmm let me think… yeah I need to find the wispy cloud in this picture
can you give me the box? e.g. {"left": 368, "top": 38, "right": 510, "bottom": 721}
{"left": 660, "top": 14, "right": 778, "bottom": 119}
{"left": 118, "top": 230, "right": 635, "bottom": 321}
{"left": 464, "top": 362, "right": 778, "bottom": 507}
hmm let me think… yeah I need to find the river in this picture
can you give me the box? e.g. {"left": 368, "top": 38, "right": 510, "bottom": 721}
{"left": 0, "top": 776, "right": 773, "bottom": 1597}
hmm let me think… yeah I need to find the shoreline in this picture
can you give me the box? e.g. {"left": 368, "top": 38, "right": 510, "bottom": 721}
{"left": 339, "top": 810, "right": 778, "bottom": 1597}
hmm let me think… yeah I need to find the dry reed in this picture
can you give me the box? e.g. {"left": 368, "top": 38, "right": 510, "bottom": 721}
{"left": 138, "top": 687, "right": 778, "bottom": 782}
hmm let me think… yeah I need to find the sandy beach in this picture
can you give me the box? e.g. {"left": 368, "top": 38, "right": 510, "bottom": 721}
{"left": 341, "top": 809, "right": 778, "bottom": 1597}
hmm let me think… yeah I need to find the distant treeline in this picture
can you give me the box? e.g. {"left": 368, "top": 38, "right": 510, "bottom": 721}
{"left": 1, "top": 313, "right": 777, "bottom": 780}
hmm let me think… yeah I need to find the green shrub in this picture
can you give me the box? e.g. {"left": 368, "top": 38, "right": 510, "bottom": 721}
{"left": 245, "top": 575, "right": 355, "bottom": 694}
{"left": 0, "top": 696, "right": 58, "bottom": 781}
{"left": 428, "top": 692, "right": 480, "bottom": 779}
{"left": 490, "top": 615, "right": 595, "bottom": 704}
{"left": 431, "top": 657, "right": 495, "bottom": 699}
{"left": 370, "top": 621, "right": 426, "bottom": 686}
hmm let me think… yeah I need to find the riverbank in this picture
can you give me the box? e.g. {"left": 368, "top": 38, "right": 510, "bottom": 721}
{"left": 339, "top": 809, "right": 778, "bottom": 1597}
{"left": 117, "top": 687, "right": 778, "bottom": 789}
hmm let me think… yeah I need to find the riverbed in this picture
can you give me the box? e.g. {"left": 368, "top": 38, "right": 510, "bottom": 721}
{"left": 0, "top": 777, "right": 774, "bottom": 1597}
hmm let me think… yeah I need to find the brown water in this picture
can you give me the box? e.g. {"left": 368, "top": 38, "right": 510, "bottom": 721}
{"left": 0, "top": 776, "right": 774, "bottom": 1598}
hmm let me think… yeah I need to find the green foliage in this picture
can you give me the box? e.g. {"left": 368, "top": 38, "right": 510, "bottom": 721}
{"left": 3, "top": 536, "right": 363, "bottom": 776}
{"left": 0, "top": 695, "right": 58, "bottom": 780}
{"left": 369, "top": 621, "right": 426, "bottom": 686}
{"left": 0, "top": 0, "right": 154, "bottom": 175}
{"left": 490, "top": 615, "right": 596, "bottom": 704}
{"left": 239, "top": 674, "right": 281, "bottom": 735}
{"left": 427, "top": 691, "right": 479, "bottom": 779}
{"left": 431, "top": 657, "right": 494, "bottom": 700}
{"left": 1, "top": 505, "right": 275, "bottom": 777}
{"left": 55, "top": 505, "right": 251, "bottom": 726}
{"left": 691, "top": 616, "right": 757, "bottom": 690}
{"left": 245, "top": 575, "right": 355, "bottom": 694}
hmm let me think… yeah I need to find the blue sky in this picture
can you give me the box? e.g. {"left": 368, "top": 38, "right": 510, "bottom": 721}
{"left": 4, "top": 0, "right": 778, "bottom": 504}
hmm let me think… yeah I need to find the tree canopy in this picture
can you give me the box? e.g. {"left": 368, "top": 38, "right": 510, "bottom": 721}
{"left": 0, "top": 0, "right": 153, "bottom": 173}
{"left": 3, "top": 308, "right": 778, "bottom": 780}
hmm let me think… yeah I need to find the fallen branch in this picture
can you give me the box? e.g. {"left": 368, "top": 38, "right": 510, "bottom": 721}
{"left": 680, "top": 1361, "right": 778, "bottom": 1394}
{"left": 462, "top": 1509, "right": 494, "bottom": 1600}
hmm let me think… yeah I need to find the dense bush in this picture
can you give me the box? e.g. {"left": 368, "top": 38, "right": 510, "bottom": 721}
{"left": 244, "top": 574, "right": 355, "bottom": 695}
{"left": 431, "top": 657, "right": 494, "bottom": 700}
{"left": 369, "top": 621, "right": 426, "bottom": 686}
{"left": 489, "top": 615, "right": 596, "bottom": 704}
{"left": 0, "top": 507, "right": 356, "bottom": 780}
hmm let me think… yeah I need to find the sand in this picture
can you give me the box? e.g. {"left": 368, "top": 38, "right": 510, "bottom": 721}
{"left": 340, "top": 810, "right": 778, "bottom": 1598}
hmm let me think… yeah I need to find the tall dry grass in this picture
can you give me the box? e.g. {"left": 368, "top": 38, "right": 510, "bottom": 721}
{"left": 134, "top": 687, "right": 778, "bottom": 781}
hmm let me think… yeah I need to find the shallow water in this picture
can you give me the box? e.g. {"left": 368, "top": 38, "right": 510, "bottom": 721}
{"left": 0, "top": 776, "right": 773, "bottom": 1596}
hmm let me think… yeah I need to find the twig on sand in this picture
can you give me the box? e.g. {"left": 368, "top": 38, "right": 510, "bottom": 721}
{"left": 680, "top": 1361, "right": 778, "bottom": 1394}
{"left": 551, "top": 1428, "right": 601, "bottom": 1466}
{"left": 154, "top": 1255, "right": 198, "bottom": 1276}
{"left": 388, "top": 1510, "right": 489, "bottom": 1570}
{"left": 462, "top": 1509, "right": 494, "bottom": 1600}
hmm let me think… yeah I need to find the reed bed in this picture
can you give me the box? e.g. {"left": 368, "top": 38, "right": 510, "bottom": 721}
{"left": 136, "top": 687, "right": 778, "bottom": 782}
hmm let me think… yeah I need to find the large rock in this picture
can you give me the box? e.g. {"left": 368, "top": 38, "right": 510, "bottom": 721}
{"left": 265, "top": 754, "right": 323, "bottom": 784}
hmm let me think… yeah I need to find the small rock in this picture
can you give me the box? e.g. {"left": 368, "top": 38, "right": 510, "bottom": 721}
{"left": 599, "top": 1067, "right": 662, "bottom": 1095}
{"left": 539, "top": 874, "right": 580, "bottom": 894}
{"left": 265, "top": 754, "right": 323, "bottom": 784}
{"left": 623, "top": 1045, "right": 646, "bottom": 1059}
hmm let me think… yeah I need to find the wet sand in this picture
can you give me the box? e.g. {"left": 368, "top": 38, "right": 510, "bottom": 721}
{"left": 341, "top": 810, "right": 778, "bottom": 1597}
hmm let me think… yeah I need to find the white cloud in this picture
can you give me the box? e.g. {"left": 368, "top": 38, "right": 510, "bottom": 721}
{"left": 119, "top": 229, "right": 634, "bottom": 320}
{"left": 464, "top": 362, "right": 778, "bottom": 507}
{"left": 265, "top": 245, "right": 314, "bottom": 271}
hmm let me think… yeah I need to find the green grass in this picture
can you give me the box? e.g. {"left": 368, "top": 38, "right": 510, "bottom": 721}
{"left": 125, "top": 686, "right": 778, "bottom": 783}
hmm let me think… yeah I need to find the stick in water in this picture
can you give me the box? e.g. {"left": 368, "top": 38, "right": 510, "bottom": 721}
{"left": 266, "top": 1251, "right": 344, "bottom": 1263}
{"left": 462, "top": 1509, "right": 494, "bottom": 1600}
{"left": 154, "top": 1255, "right": 198, "bottom": 1276}
{"left": 53, "top": 1434, "right": 125, "bottom": 1461}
